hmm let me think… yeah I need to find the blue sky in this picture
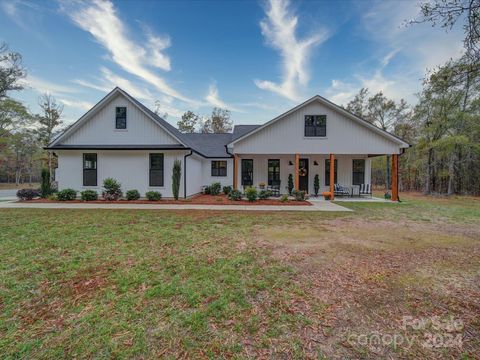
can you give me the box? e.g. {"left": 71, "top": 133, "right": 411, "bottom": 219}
{"left": 0, "top": 0, "right": 464, "bottom": 126}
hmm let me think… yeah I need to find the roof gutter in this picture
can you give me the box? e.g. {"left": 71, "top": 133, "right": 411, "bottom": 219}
{"left": 183, "top": 150, "right": 193, "bottom": 198}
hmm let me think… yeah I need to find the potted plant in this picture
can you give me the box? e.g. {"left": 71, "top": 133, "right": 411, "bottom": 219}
{"left": 322, "top": 191, "right": 331, "bottom": 200}
{"left": 259, "top": 182, "right": 266, "bottom": 189}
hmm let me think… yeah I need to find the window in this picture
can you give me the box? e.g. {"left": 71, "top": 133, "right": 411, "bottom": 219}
{"left": 241, "top": 159, "right": 253, "bottom": 186}
{"left": 268, "top": 159, "right": 280, "bottom": 186}
{"left": 352, "top": 159, "right": 365, "bottom": 185}
{"left": 83, "top": 153, "right": 97, "bottom": 186}
{"left": 149, "top": 154, "right": 164, "bottom": 186}
{"left": 211, "top": 161, "right": 227, "bottom": 177}
{"left": 115, "top": 107, "right": 127, "bottom": 129}
{"left": 325, "top": 159, "right": 338, "bottom": 186}
{"left": 305, "top": 115, "right": 326, "bottom": 137}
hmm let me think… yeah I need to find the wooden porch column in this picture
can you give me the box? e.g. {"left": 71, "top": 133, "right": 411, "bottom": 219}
{"left": 391, "top": 154, "right": 399, "bottom": 201}
{"left": 233, "top": 154, "right": 239, "bottom": 190}
{"left": 294, "top": 154, "right": 300, "bottom": 190}
{"left": 329, "top": 154, "right": 335, "bottom": 200}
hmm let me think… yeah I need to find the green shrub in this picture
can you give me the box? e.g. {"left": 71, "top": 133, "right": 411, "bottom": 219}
{"left": 384, "top": 192, "right": 392, "bottom": 199}
{"left": 16, "top": 189, "right": 40, "bottom": 201}
{"left": 258, "top": 189, "right": 273, "bottom": 200}
{"left": 223, "top": 185, "right": 232, "bottom": 195}
{"left": 204, "top": 185, "right": 211, "bottom": 195}
{"left": 287, "top": 174, "right": 294, "bottom": 195}
{"left": 228, "top": 189, "right": 242, "bottom": 201}
{"left": 126, "top": 189, "right": 140, "bottom": 201}
{"left": 40, "top": 168, "right": 52, "bottom": 198}
{"left": 314, "top": 174, "right": 320, "bottom": 196}
{"left": 172, "top": 159, "right": 182, "bottom": 200}
{"left": 57, "top": 188, "right": 77, "bottom": 201}
{"left": 245, "top": 186, "right": 258, "bottom": 202}
{"left": 102, "top": 177, "right": 122, "bottom": 200}
{"left": 146, "top": 191, "right": 162, "bottom": 201}
{"left": 292, "top": 190, "right": 306, "bottom": 201}
{"left": 80, "top": 190, "right": 98, "bottom": 201}
{"left": 209, "top": 182, "right": 221, "bottom": 195}
{"left": 47, "top": 193, "right": 57, "bottom": 201}
{"left": 280, "top": 194, "right": 289, "bottom": 202}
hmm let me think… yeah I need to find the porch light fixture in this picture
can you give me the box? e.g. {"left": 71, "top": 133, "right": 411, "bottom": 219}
{"left": 313, "top": 160, "right": 319, "bottom": 166}
{"left": 288, "top": 161, "right": 293, "bottom": 165}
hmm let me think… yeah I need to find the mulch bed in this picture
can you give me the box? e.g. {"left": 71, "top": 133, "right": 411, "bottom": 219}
{"left": 22, "top": 194, "right": 312, "bottom": 206}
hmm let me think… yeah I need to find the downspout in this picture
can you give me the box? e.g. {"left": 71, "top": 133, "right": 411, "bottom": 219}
{"left": 183, "top": 150, "right": 193, "bottom": 199}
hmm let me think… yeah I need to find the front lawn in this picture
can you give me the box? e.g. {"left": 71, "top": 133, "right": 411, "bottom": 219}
{"left": 0, "top": 193, "right": 479, "bottom": 358}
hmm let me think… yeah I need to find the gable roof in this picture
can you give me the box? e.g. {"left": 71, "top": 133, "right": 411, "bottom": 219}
{"left": 48, "top": 87, "right": 188, "bottom": 148}
{"left": 227, "top": 95, "right": 410, "bottom": 148}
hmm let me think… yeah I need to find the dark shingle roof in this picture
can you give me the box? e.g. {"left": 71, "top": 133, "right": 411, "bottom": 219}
{"left": 232, "top": 125, "right": 261, "bottom": 140}
{"left": 182, "top": 133, "right": 233, "bottom": 157}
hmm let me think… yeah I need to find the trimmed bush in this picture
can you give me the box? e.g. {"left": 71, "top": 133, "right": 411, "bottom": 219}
{"left": 287, "top": 174, "right": 294, "bottom": 195}
{"left": 314, "top": 174, "right": 320, "bottom": 196}
{"left": 172, "top": 159, "right": 182, "bottom": 200}
{"left": 126, "top": 189, "right": 140, "bottom": 201}
{"left": 40, "top": 168, "right": 52, "bottom": 198}
{"left": 258, "top": 189, "right": 273, "bottom": 200}
{"left": 146, "top": 191, "right": 162, "bottom": 201}
{"left": 16, "top": 189, "right": 40, "bottom": 201}
{"left": 80, "top": 190, "right": 98, "bottom": 201}
{"left": 292, "top": 190, "right": 306, "bottom": 201}
{"left": 204, "top": 185, "right": 211, "bottom": 195}
{"left": 102, "top": 177, "right": 122, "bottom": 201}
{"left": 57, "top": 188, "right": 77, "bottom": 201}
{"left": 209, "top": 182, "right": 221, "bottom": 195}
{"left": 228, "top": 189, "right": 242, "bottom": 201}
{"left": 245, "top": 186, "right": 258, "bottom": 202}
{"left": 280, "top": 194, "right": 289, "bottom": 202}
{"left": 223, "top": 185, "right": 232, "bottom": 195}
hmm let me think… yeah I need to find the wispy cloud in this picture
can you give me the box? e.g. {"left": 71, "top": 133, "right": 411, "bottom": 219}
{"left": 1, "top": 0, "right": 51, "bottom": 44}
{"left": 58, "top": 98, "right": 93, "bottom": 111}
{"left": 23, "top": 75, "right": 78, "bottom": 96}
{"left": 205, "top": 83, "right": 242, "bottom": 112}
{"left": 255, "top": 0, "right": 329, "bottom": 101}
{"left": 326, "top": 0, "right": 464, "bottom": 105}
{"left": 63, "top": 0, "right": 192, "bottom": 103}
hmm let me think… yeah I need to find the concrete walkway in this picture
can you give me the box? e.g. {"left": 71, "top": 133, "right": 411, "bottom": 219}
{"left": 0, "top": 200, "right": 351, "bottom": 212}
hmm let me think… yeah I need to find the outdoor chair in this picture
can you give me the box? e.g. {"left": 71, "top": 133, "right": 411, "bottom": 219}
{"left": 334, "top": 183, "right": 351, "bottom": 197}
{"left": 267, "top": 181, "right": 281, "bottom": 197}
{"left": 359, "top": 184, "right": 372, "bottom": 197}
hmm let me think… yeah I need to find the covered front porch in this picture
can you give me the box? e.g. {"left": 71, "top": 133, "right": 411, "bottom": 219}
{"left": 232, "top": 153, "right": 400, "bottom": 201}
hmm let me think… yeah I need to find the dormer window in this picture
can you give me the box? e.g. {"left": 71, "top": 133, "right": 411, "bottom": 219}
{"left": 305, "top": 115, "right": 326, "bottom": 137}
{"left": 115, "top": 107, "right": 127, "bottom": 129}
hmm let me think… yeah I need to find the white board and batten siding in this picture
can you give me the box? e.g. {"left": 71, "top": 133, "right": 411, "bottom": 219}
{"left": 232, "top": 100, "right": 402, "bottom": 155}
{"left": 56, "top": 150, "right": 199, "bottom": 198}
{"left": 201, "top": 158, "right": 234, "bottom": 188}
{"left": 61, "top": 94, "right": 181, "bottom": 146}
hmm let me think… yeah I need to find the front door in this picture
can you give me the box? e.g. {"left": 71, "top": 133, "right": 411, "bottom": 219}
{"left": 299, "top": 158, "right": 309, "bottom": 192}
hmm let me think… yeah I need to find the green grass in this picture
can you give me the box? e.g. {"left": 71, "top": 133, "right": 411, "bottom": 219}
{"left": 0, "top": 210, "right": 317, "bottom": 358}
{"left": 0, "top": 193, "right": 479, "bottom": 358}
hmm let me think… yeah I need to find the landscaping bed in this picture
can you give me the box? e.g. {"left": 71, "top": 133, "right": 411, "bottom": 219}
{"left": 22, "top": 193, "right": 312, "bottom": 206}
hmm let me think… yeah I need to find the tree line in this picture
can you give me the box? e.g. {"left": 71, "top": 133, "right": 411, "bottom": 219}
{"left": 0, "top": 43, "right": 63, "bottom": 185}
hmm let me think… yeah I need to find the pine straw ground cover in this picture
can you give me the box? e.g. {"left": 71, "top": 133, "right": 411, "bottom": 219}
{"left": 0, "top": 193, "right": 478, "bottom": 359}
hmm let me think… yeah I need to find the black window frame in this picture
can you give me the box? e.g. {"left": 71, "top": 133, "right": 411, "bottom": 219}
{"left": 352, "top": 159, "right": 365, "bottom": 186}
{"left": 211, "top": 160, "right": 227, "bottom": 177}
{"left": 268, "top": 159, "right": 280, "bottom": 186}
{"left": 241, "top": 159, "right": 253, "bottom": 186}
{"left": 115, "top": 106, "right": 127, "bottom": 129}
{"left": 304, "top": 115, "right": 327, "bottom": 137}
{"left": 83, "top": 153, "right": 97, "bottom": 186}
{"left": 325, "top": 159, "right": 338, "bottom": 186}
{"left": 149, "top": 153, "right": 164, "bottom": 187}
